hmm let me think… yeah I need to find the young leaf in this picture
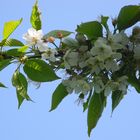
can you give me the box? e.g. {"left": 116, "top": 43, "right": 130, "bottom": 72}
{"left": 3, "top": 18, "right": 22, "bottom": 39}
{"left": 3, "top": 38, "right": 24, "bottom": 47}
{"left": 76, "top": 21, "right": 103, "bottom": 40}
{"left": 117, "top": 5, "right": 140, "bottom": 31}
{"left": 30, "top": 1, "right": 42, "bottom": 30}
{"left": 18, "top": 46, "right": 29, "bottom": 53}
{"left": 50, "top": 83, "right": 68, "bottom": 111}
{"left": 87, "top": 92, "right": 106, "bottom": 136}
{"left": 43, "top": 30, "right": 72, "bottom": 39}
{"left": 12, "top": 71, "right": 30, "bottom": 108}
{"left": 0, "top": 82, "right": 7, "bottom": 88}
{"left": 112, "top": 90, "right": 124, "bottom": 113}
{"left": 0, "top": 59, "right": 11, "bottom": 71}
{"left": 23, "top": 59, "right": 59, "bottom": 82}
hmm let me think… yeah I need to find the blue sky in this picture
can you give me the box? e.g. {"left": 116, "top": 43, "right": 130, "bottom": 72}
{"left": 0, "top": 0, "right": 140, "bottom": 140}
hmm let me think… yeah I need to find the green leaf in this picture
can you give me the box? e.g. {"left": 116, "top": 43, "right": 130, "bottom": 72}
{"left": 43, "top": 30, "right": 72, "bottom": 39}
{"left": 62, "top": 37, "right": 79, "bottom": 48}
{"left": 112, "top": 90, "right": 124, "bottom": 113}
{"left": 87, "top": 92, "right": 106, "bottom": 136}
{"left": 0, "top": 82, "right": 7, "bottom": 88}
{"left": 16, "top": 93, "right": 24, "bottom": 109}
{"left": 12, "top": 71, "right": 30, "bottom": 108}
{"left": 117, "top": 5, "right": 140, "bottom": 31}
{"left": 0, "top": 59, "right": 11, "bottom": 71}
{"left": 127, "top": 74, "right": 140, "bottom": 93}
{"left": 23, "top": 59, "right": 59, "bottom": 82}
{"left": 50, "top": 83, "right": 68, "bottom": 111}
{"left": 0, "top": 39, "right": 6, "bottom": 46}
{"left": 3, "top": 39, "right": 24, "bottom": 47}
{"left": 100, "top": 15, "right": 109, "bottom": 31}
{"left": 83, "top": 90, "right": 92, "bottom": 112}
{"left": 3, "top": 18, "right": 22, "bottom": 39}
{"left": 18, "top": 46, "right": 29, "bottom": 53}
{"left": 6, "top": 49, "right": 23, "bottom": 57}
{"left": 76, "top": 21, "right": 103, "bottom": 40}
{"left": 30, "top": 1, "right": 41, "bottom": 30}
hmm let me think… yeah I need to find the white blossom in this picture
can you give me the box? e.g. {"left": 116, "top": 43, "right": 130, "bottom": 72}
{"left": 93, "top": 76, "right": 104, "bottom": 93}
{"left": 64, "top": 51, "right": 79, "bottom": 68}
{"left": 86, "top": 57, "right": 104, "bottom": 74}
{"left": 37, "top": 42, "right": 48, "bottom": 52}
{"left": 91, "top": 38, "right": 112, "bottom": 60}
{"left": 41, "top": 48, "right": 57, "bottom": 62}
{"left": 108, "top": 31, "right": 129, "bottom": 50}
{"left": 23, "top": 28, "right": 43, "bottom": 45}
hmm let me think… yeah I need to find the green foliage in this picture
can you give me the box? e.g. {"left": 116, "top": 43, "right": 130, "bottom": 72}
{"left": 3, "top": 39, "right": 24, "bottom": 47}
{"left": 112, "top": 90, "right": 124, "bottom": 113}
{"left": 83, "top": 90, "right": 92, "bottom": 112}
{"left": 0, "top": 59, "right": 11, "bottom": 71}
{"left": 6, "top": 49, "right": 23, "bottom": 57}
{"left": 0, "top": 82, "right": 7, "bottom": 88}
{"left": 12, "top": 71, "right": 30, "bottom": 108}
{"left": 23, "top": 59, "right": 59, "bottom": 82}
{"left": 3, "top": 19, "right": 22, "bottom": 39}
{"left": 76, "top": 21, "right": 103, "bottom": 40}
{"left": 100, "top": 15, "right": 109, "bottom": 32}
{"left": 127, "top": 73, "right": 140, "bottom": 93}
{"left": 87, "top": 92, "right": 106, "bottom": 136}
{"left": 50, "top": 83, "right": 68, "bottom": 111}
{"left": 1, "top": 2, "right": 140, "bottom": 138}
{"left": 43, "top": 30, "right": 72, "bottom": 39}
{"left": 117, "top": 5, "right": 140, "bottom": 31}
{"left": 30, "top": 1, "right": 42, "bottom": 30}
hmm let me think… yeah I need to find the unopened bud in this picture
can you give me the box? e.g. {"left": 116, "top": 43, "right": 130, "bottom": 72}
{"left": 47, "top": 36, "right": 55, "bottom": 43}
{"left": 57, "top": 32, "right": 63, "bottom": 39}
{"left": 132, "top": 26, "right": 140, "bottom": 36}
{"left": 112, "top": 18, "right": 117, "bottom": 27}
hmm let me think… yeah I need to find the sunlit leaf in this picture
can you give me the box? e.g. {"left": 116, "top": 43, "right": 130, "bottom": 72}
{"left": 3, "top": 38, "right": 24, "bottom": 47}
{"left": 23, "top": 59, "right": 59, "bottom": 82}
{"left": 3, "top": 18, "right": 22, "bottom": 39}
{"left": 30, "top": 1, "right": 42, "bottom": 30}
{"left": 18, "top": 46, "right": 29, "bottom": 53}
{"left": 12, "top": 71, "right": 30, "bottom": 108}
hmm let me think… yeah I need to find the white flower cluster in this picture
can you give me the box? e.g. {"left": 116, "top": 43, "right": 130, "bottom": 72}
{"left": 22, "top": 27, "right": 133, "bottom": 99}
{"left": 23, "top": 28, "right": 57, "bottom": 62}
{"left": 62, "top": 77, "right": 91, "bottom": 94}
{"left": 62, "top": 31, "right": 130, "bottom": 98}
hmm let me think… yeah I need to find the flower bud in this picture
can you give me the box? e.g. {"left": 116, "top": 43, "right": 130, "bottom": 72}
{"left": 57, "top": 32, "right": 63, "bottom": 39}
{"left": 47, "top": 36, "right": 55, "bottom": 43}
{"left": 112, "top": 18, "right": 117, "bottom": 27}
{"left": 132, "top": 26, "right": 140, "bottom": 36}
